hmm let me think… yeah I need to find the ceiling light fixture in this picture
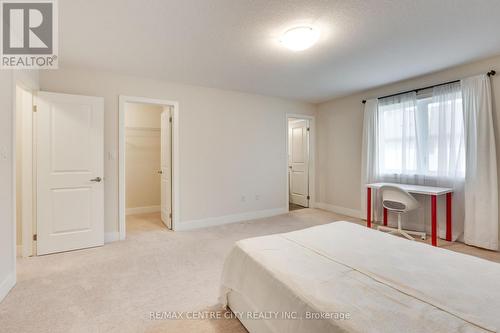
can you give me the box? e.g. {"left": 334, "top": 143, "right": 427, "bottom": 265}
{"left": 280, "top": 26, "right": 319, "bottom": 51}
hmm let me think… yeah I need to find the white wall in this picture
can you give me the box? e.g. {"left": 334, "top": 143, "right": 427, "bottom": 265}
{"left": 0, "top": 70, "right": 38, "bottom": 302}
{"left": 39, "top": 69, "right": 315, "bottom": 232}
{"left": 316, "top": 55, "right": 500, "bottom": 222}
{"left": 125, "top": 103, "right": 162, "bottom": 211}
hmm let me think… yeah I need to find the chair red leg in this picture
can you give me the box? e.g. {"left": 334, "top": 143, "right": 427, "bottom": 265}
{"left": 383, "top": 208, "right": 388, "bottom": 226}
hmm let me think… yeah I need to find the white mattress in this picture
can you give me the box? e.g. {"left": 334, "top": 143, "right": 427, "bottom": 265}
{"left": 220, "top": 222, "right": 500, "bottom": 333}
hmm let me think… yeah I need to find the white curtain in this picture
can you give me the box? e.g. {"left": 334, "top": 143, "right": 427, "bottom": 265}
{"left": 362, "top": 88, "right": 466, "bottom": 240}
{"left": 430, "top": 82, "right": 465, "bottom": 241}
{"left": 360, "top": 99, "right": 378, "bottom": 218}
{"left": 376, "top": 92, "right": 421, "bottom": 226}
{"left": 462, "top": 74, "right": 499, "bottom": 250}
{"left": 377, "top": 92, "right": 418, "bottom": 183}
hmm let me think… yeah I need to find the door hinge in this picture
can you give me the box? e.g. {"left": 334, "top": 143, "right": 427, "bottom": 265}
{"left": 169, "top": 213, "right": 172, "bottom": 218}
{"left": 307, "top": 127, "right": 310, "bottom": 131}
{"left": 33, "top": 234, "right": 37, "bottom": 241}
{"left": 307, "top": 195, "right": 310, "bottom": 200}
{"left": 32, "top": 105, "right": 37, "bottom": 112}
{"left": 169, "top": 117, "right": 172, "bottom": 123}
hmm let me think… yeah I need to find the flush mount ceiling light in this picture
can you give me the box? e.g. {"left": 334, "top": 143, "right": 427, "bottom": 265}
{"left": 280, "top": 26, "right": 319, "bottom": 51}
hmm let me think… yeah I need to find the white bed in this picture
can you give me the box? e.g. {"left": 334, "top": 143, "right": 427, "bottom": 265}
{"left": 220, "top": 222, "right": 500, "bottom": 333}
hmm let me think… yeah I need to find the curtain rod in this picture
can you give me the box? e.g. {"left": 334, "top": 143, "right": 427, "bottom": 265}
{"left": 361, "top": 70, "right": 496, "bottom": 104}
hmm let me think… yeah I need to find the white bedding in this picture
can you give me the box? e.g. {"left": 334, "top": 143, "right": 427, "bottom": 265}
{"left": 220, "top": 222, "right": 500, "bottom": 333}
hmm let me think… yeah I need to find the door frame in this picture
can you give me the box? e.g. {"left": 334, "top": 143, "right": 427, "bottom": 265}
{"left": 118, "top": 95, "right": 180, "bottom": 239}
{"left": 11, "top": 72, "right": 39, "bottom": 275}
{"left": 13, "top": 78, "right": 39, "bottom": 260}
{"left": 15, "top": 85, "right": 36, "bottom": 258}
{"left": 6, "top": 72, "right": 38, "bottom": 302}
{"left": 285, "top": 113, "right": 315, "bottom": 211}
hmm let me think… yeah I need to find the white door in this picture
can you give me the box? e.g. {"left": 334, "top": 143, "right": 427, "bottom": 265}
{"left": 160, "top": 107, "right": 172, "bottom": 229}
{"left": 289, "top": 119, "right": 309, "bottom": 207}
{"left": 36, "top": 92, "right": 104, "bottom": 255}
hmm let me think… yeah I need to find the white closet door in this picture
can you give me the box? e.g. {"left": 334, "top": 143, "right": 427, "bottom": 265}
{"left": 160, "top": 107, "right": 172, "bottom": 229}
{"left": 36, "top": 92, "right": 104, "bottom": 255}
{"left": 289, "top": 120, "right": 309, "bottom": 207}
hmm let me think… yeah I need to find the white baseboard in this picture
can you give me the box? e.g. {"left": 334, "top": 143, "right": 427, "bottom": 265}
{"left": 315, "top": 202, "right": 363, "bottom": 219}
{"left": 175, "top": 207, "right": 288, "bottom": 231}
{"left": 126, "top": 205, "right": 160, "bottom": 215}
{"left": 0, "top": 272, "right": 16, "bottom": 303}
{"left": 104, "top": 232, "right": 120, "bottom": 243}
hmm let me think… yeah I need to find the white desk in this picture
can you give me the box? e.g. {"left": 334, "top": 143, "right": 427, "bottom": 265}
{"left": 366, "top": 183, "right": 454, "bottom": 246}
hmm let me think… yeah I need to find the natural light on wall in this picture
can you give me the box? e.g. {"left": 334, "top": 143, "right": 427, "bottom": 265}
{"left": 280, "top": 26, "right": 319, "bottom": 51}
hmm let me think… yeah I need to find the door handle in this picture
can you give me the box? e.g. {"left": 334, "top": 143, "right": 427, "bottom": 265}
{"left": 158, "top": 170, "right": 163, "bottom": 174}
{"left": 90, "top": 177, "right": 102, "bottom": 182}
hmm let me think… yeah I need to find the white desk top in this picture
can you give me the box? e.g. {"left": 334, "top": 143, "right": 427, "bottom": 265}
{"left": 366, "top": 182, "right": 453, "bottom": 195}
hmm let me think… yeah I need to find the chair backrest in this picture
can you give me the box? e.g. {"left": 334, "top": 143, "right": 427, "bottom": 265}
{"left": 380, "top": 185, "right": 419, "bottom": 213}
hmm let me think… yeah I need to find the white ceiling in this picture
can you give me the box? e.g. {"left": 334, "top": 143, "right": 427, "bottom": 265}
{"left": 59, "top": 0, "right": 500, "bottom": 103}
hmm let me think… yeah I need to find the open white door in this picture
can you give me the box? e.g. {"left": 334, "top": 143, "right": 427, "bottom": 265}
{"left": 36, "top": 92, "right": 104, "bottom": 255}
{"left": 289, "top": 119, "right": 309, "bottom": 207}
{"left": 160, "top": 107, "right": 172, "bottom": 229}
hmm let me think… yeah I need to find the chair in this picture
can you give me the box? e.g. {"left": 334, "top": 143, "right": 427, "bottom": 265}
{"left": 377, "top": 185, "right": 426, "bottom": 241}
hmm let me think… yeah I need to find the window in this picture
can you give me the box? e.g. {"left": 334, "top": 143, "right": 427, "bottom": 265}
{"left": 377, "top": 88, "right": 465, "bottom": 179}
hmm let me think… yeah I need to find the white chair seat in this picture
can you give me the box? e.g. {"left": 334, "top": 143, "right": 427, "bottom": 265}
{"left": 377, "top": 185, "right": 426, "bottom": 241}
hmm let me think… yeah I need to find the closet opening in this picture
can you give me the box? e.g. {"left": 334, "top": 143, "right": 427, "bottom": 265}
{"left": 119, "top": 96, "right": 179, "bottom": 239}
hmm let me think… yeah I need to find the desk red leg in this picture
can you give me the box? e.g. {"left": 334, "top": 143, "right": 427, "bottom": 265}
{"left": 367, "top": 188, "right": 372, "bottom": 228}
{"left": 383, "top": 208, "right": 388, "bottom": 226}
{"left": 431, "top": 195, "right": 437, "bottom": 246}
{"left": 446, "top": 193, "right": 452, "bottom": 242}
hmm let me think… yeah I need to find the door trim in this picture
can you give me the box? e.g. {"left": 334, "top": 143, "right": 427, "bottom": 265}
{"left": 7, "top": 72, "right": 38, "bottom": 302}
{"left": 285, "top": 113, "right": 315, "bottom": 211}
{"left": 13, "top": 80, "right": 39, "bottom": 260}
{"left": 16, "top": 85, "right": 35, "bottom": 258}
{"left": 118, "top": 96, "right": 180, "bottom": 239}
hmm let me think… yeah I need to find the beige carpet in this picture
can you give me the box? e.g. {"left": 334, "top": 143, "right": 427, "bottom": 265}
{"left": 1, "top": 209, "right": 498, "bottom": 333}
